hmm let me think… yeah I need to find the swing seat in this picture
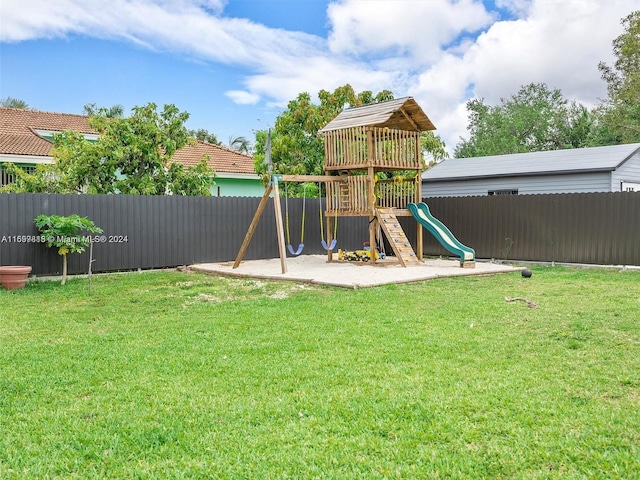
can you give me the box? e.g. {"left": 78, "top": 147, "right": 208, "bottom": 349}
{"left": 321, "top": 239, "right": 337, "bottom": 251}
{"left": 287, "top": 243, "right": 304, "bottom": 256}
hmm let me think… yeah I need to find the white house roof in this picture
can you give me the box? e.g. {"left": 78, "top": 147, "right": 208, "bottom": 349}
{"left": 422, "top": 143, "right": 640, "bottom": 182}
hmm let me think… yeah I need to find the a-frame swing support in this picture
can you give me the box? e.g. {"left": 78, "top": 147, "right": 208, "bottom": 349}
{"left": 233, "top": 174, "right": 337, "bottom": 274}
{"left": 233, "top": 181, "right": 288, "bottom": 274}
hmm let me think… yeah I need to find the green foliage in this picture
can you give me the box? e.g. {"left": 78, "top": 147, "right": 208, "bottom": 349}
{"left": 89, "top": 103, "right": 193, "bottom": 195}
{"left": 421, "top": 131, "right": 449, "bottom": 167}
{"left": 0, "top": 96, "right": 29, "bottom": 108}
{"left": 597, "top": 11, "right": 640, "bottom": 144}
{"left": 228, "top": 135, "right": 251, "bottom": 153}
{"left": 83, "top": 103, "right": 124, "bottom": 118}
{"left": 189, "top": 128, "right": 221, "bottom": 145}
{"left": 0, "top": 162, "right": 63, "bottom": 193}
{"left": 34, "top": 214, "right": 102, "bottom": 256}
{"left": 34, "top": 214, "right": 103, "bottom": 285}
{"left": 167, "top": 158, "right": 217, "bottom": 196}
{"left": 5, "top": 103, "right": 215, "bottom": 196}
{"left": 253, "top": 84, "right": 395, "bottom": 191}
{"left": 454, "top": 83, "right": 597, "bottom": 157}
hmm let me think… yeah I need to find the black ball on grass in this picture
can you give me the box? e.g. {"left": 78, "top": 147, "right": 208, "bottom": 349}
{"left": 522, "top": 268, "right": 532, "bottom": 278}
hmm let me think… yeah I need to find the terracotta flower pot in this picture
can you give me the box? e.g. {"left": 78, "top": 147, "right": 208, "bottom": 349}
{"left": 0, "top": 266, "right": 32, "bottom": 290}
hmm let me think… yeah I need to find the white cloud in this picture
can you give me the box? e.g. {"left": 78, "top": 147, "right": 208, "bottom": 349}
{"left": 410, "top": 0, "right": 640, "bottom": 151}
{"left": 2, "top": 0, "right": 640, "bottom": 154}
{"left": 225, "top": 90, "right": 260, "bottom": 105}
{"left": 327, "top": 0, "right": 495, "bottom": 63}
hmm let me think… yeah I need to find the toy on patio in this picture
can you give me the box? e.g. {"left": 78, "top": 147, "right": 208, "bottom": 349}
{"left": 337, "top": 242, "right": 385, "bottom": 263}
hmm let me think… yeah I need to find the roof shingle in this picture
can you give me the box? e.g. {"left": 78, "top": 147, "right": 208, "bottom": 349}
{"left": 0, "top": 107, "right": 95, "bottom": 156}
{"left": 423, "top": 144, "right": 640, "bottom": 182}
{"left": 319, "top": 97, "right": 436, "bottom": 133}
{"left": 171, "top": 141, "right": 256, "bottom": 175}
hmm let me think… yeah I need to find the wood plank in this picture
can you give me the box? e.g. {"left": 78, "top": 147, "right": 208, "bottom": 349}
{"left": 272, "top": 182, "right": 288, "bottom": 274}
{"left": 376, "top": 208, "right": 421, "bottom": 267}
{"left": 233, "top": 186, "right": 272, "bottom": 269}
{"left": 281, "top": 175, "right": 337, "bottom": 182}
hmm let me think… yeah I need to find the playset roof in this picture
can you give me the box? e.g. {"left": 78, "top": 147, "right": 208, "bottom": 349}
{"left": 318, "top": 97, "right": 436, "bottom": 133}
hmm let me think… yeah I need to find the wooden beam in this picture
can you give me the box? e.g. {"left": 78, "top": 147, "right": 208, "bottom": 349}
{"left": 280, "top": 174, "right": 338, "bottom": 183}
{"left": 399, "top": 107, "right": 420, "bottom": 132}
{"left": 233, "top": 185, "right": 272, "bottom": 269}
{"left": 415, "top": 173, "right": 423, "bottom": 260}
{"left": 272, "top": 182, "right": 288, "bottom": 274}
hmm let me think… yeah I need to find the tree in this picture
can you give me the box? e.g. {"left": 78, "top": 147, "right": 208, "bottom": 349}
{"left": 228, "top": 135, "right": 251, "bottom": 153}
{"left": 421, "top": 131, "right": 449, "bottom": 168}
{"left": 34, "top": 214, "right": 102, "bottom": 285}
{"left": 597, "top": 11, "right": 640, "bottom": 144}
{"left": 1, "top": 97, "right": 29, "bottom": 108}
{"left": 189, "top": 128, "right": 221, "bottom": 145}
{"left": 83, "top": 103, "right": 124, "bottom": 118}
{"left": 454, "top": 83, "right": 595, "bottom": 157}
{"left": 253, "top": 84, "right": 395, "bottom": 187}
{"left": 0, "top": 162, "right": 64, "bottom": 194}
{"left": 167, "top": 158, "right": 217, "bottom": 196}
{"left": 2, "top": 103, "right": 216, "bottom": 196}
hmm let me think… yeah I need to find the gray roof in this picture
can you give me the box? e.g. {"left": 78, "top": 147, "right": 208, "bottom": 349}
{"left": 319, "top": 97, "right": 436, "bottom": 133}
{"left": 422, "top": 143, "right": 640, "bottom": 182}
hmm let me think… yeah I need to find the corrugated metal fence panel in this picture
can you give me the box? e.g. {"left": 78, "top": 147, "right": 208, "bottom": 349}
{"left": 422, "top": 192, "right": 640, "bottom": 265}
{"left": 0, "top": 193, "right": 372, "bottom": 275}
{"left": 2, "top": 192, "right": 640, "bottom": 275}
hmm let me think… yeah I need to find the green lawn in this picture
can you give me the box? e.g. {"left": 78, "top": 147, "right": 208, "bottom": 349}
{"left": 1, "top": 266, "right": 639, "bottom": 479}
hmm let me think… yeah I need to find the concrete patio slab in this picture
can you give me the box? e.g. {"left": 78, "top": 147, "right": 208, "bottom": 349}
{"left": 191, "top": 255, "right": 522, "bottom": 289}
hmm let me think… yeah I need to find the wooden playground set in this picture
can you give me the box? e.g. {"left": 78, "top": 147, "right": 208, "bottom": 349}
{"left": 234, "top": 97, "right": 475, "bottom": 273}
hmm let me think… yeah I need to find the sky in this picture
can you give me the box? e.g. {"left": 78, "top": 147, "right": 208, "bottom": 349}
{"left": 1, "top": 0, "right": 639, "bottom": 155}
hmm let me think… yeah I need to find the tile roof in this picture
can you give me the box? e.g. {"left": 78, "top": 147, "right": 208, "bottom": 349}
{"left": 422, "top": 143, "right": 640, "bottom": 182}
{"left": 0, "top": 107, "right": 256, "bottom": 176}
{"left": 171, "top": 140, "right": 256, "bottom": 175}
{"left": 0, "top": 107, "right": 95, "bottom": 156}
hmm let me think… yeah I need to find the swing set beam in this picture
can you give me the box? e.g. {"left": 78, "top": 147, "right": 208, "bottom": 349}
{"left": 233, "top": 174, "right": 338, "bottom": 275}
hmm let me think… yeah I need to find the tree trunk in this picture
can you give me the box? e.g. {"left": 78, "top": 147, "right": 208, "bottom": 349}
{"left": 61, "top": 253, "right": 67, "bottom": 286}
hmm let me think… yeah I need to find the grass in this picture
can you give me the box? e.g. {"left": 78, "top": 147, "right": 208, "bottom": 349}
{"left": 0, "top": 266, "right": 639, "bottom": 479}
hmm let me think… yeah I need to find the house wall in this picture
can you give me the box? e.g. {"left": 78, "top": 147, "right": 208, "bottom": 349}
{"left": 422, "top": 172, "right": 612, "bottom": 197}
{"left": 212, "top": 177, "right": 265, "bottom": 197}
{"left": 611, "top": 151, "right": 640, "bottom": 191}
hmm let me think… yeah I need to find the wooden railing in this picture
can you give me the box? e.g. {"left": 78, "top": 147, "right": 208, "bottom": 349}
{"left": 323, "top": 126, "right": 421, "bottom": 170}
{"left": 325, "top": 176, "right": 369, "bottom": 214}
{"left": 371, "top": 127, "right": 421, "bottom": 170}
{"left": 324, "top": 176, "right": 420, "bottom": 214}
{"left": 376, "top": 179, "right": 418, "bottom": 210}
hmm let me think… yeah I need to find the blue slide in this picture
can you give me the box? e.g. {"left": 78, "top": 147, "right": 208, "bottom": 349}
{"left": 408, "top": 202, "right": 475, "bottom": 264}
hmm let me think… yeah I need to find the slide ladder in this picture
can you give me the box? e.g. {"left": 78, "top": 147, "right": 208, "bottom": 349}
{"left": 376, "top": 208, "right": 421, "bottom": 267}
{"left": 408, "top": 202, "right": 475, "bottom": 268}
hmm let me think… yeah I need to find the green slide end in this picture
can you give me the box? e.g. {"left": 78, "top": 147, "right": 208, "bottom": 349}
{"left": 408, "top": 202, "right": 475, "bottom": 263}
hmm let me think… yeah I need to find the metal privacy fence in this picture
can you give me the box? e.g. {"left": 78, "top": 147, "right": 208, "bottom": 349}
{"left": 1, "top": 191, "right": 639, "bottom": 275}
{"left": 421, "top": 192, "right": 640, "bottom": 266}
{"left": 0, "top": 193, "right": 370, "bottom": 275}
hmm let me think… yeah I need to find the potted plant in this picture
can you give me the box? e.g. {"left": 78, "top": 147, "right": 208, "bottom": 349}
{"left": 0, "top": 265, "right": 32, "bottom": 290}
{"left": 34, "top": 214, "right": 102, "bottom": 285}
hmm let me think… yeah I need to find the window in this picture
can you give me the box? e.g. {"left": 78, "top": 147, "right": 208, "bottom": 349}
{"left": 488, "top": 189, "right": 518, "bottom": 196}
{"left": 0, "top": 165, "right": 12, "bottom": 186}
{"left": 621, "top": 182, "right": 640, "bottom": 192}
{"left": 0, "top": 164, "right": 37, "bottom": 186}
